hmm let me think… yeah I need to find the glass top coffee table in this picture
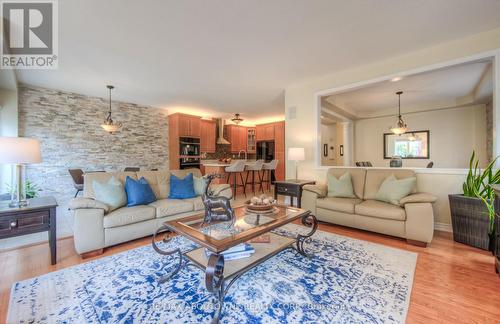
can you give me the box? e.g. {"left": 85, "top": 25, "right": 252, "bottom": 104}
{"left": 151, "top": 205, "right": 317, "bottom": 323}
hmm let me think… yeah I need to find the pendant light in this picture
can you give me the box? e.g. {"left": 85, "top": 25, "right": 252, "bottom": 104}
{"left": 231, "top": 113, "right": 243, "bottom": 125}
{"left": 390, "top": 91, "right": 407, "bottom": 135}
{"left": 101, "top": 85, "right": 122, "bottom": 134}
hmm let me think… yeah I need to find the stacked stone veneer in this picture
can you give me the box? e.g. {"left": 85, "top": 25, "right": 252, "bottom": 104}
{"left": 18, "top": 84, "right": 169, "bottom": 236}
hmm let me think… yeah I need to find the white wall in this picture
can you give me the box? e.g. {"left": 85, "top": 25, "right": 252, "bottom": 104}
{"left": 0, "top": 88, "right": 18, "bottom": 195}
{"left": 285, "top": 27, "right": 500, "bottom": 226}
{"left": 321, "top": 123, "right": 336, "bottom": 165}
{"left": 354, "top": 104, "right": 487, "bottom": 168}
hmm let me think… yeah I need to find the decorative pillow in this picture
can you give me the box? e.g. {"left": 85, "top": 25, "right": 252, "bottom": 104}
{"left": 125, "top": 176, "right": 157, "bottom": 207}
{"left": 193, "top": 175, "right": 207, "bottom": 196}
{"left": 92, "top": 177, "right": 127, "bottom": 211}
{"left": 327, "top": 172, "right": 356, "bottom": 198}
{"left": 375, "top": 174, "right": 417, "bottom": 206}
{"left": 169, "top": 173, "right": 196, "bottom": 199}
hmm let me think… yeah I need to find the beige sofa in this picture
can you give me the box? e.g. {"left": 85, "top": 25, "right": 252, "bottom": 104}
{"left": 301, "top": 168, "right": 437, "bottom": 246}
{"left": 69, "top": 169, "right": 231, "bottom": 256}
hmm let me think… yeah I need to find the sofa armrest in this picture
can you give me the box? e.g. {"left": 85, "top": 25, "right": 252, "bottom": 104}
{"left": 404, "top": 202, "right": 434, "bottom": 244}
{"left": 303, "top": 183, "right": 327, "bottom": 198}
{"left": 73, "top": 208, "right": 105, "bottom": 255}
{"left": 69, "top": 197, "right": 110, "bottom": 213}
{"left": 399, "top": 193, "right": 437, "bottom": 205}
{"left": 210, "top": 184, "right": 233, "bottom": 199}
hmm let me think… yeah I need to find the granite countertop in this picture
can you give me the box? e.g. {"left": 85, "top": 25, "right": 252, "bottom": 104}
{"left": 201, "top": 159, "right": 257, "bottom": 167}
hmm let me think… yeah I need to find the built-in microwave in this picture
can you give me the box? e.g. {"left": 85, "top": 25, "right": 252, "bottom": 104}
{"left": 179, "top": 137, "right": 200, "bottom": 156}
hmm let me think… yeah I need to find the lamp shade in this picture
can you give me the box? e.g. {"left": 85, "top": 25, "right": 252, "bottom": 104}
{"left": 288, "top": 147, "right": 305, "bottom": 161}
{"left": 0, "top": 137, "right": 42, "bottom": 164}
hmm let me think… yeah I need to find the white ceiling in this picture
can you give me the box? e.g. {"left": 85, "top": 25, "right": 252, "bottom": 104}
{"left": 15, "top": 0, "right": 500, "bottom": 122}
{"left": 325, "top": 60, "right": 493, "bottom": 118}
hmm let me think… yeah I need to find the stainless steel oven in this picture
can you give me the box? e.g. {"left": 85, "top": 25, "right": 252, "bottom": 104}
{"left": 180, "top": 137, "right": 200, "bottom": 156}
{"left": 179, "top": 137, "right": 200, "bottom": 169}
{"left": 179, "top": 157, "right": 200, "bottom": 169}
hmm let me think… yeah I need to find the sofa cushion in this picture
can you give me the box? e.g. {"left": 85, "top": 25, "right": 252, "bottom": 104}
{"left": 327, "top": 172, "right": 356, "bottom": 198}
{"left": 183, "top": 196, "right": 205, "bottom": 211}
{"left": 375, "top": 174, "right": 416, "bottom": 206}
{"left": 326, "top": 168, "right": 366, "bottom": 199}
{"left": 193, "top": 176, "right": 207, "bottom": 196}
{"left": 169, "top": 173, "right": 196, "bottom": 199}
{"left": 125, "top": 176, "right": 157, "bottom": 207}
{"left": 103, "top": 205, "right": 156, "bottom": 228}
{"left": 136, "top": 170, "right": 170, "bottom": 199}
{"left": 354, "top": 200, "right": 406, "bottom": 221}
{"left": 363, "top": 169, "right": 416, "bottom": 200}
{"left": 317, "top": 197, "right": 362, "bottom": 214}
{"left": 92, "top": 176, "right": 127, "bottom": 211}
{"left": 83, "top": 171, "right": 137, "bottom": 199}
{"left": 149, "top": 199, "right": 194, "bottom": 218}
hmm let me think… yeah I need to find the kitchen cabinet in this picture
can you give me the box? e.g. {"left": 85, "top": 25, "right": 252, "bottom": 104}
{"left": 176, "top": 113, "right": 201, "bottom": 138}
{"left": 169, "top": 113, "right": 202, "bottom": 170}
{"left": 273, "top": 121, "right": 285, "bottom": 181}
{"left": 247, "top": 128, "right": 256, "bottom": 153}
{"left": 256, "top": 123, "right": 275, "bottom": 141}
{"left": 200, "top": 119, "right": 216, "bottom": 153}
{"left": 225, "top": 125, "right": 247, "bottom": 153}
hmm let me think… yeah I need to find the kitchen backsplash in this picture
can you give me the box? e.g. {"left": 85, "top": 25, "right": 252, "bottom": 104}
{"left": 203, "top": 144, "right": 256, "bottom": 160}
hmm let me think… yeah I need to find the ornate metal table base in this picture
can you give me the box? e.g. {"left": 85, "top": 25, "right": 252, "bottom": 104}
{"left": 152, "top": 214, "right": 318, "bottom": 323}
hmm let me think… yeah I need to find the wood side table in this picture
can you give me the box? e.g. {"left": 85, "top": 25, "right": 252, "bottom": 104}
{"left": 0, "top": 197, "right": 58, "bottom": 264}
{"left": 274, "top": 179, "right": 316, "bottom": 208}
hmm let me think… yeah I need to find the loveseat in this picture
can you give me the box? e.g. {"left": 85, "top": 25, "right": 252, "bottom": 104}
{"left": 301, "top": 168, "right": 437, "bottom": 246}
{"left": 69, "top": 169, "right": 231, "bottom": 256}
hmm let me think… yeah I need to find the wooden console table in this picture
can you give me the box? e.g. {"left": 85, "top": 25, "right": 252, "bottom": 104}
{"left": 0, "top": 197, "right": 58, "bottom": 264}
{"left": 274, "top": 179, "right": 316, "bottom": 208}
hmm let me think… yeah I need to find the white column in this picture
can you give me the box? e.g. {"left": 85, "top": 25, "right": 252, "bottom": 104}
{"left": 494, "top": 53, "right": 500, "bottom": 167}
{"left": 341, "top": 121, "right": 354, "bottom": 166}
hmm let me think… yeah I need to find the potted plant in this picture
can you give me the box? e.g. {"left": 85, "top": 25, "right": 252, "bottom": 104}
{"left": 449, "top": 151, "right": 498, "bottom": 251}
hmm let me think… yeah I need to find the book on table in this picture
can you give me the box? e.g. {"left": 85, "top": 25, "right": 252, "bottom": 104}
{"left": 205, "top": 243, "right": 255, "bottom": 261}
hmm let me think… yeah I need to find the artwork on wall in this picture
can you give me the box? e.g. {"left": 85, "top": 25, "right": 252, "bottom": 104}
{"left": 384, "top": 130, "right": 430, "bottom": 159}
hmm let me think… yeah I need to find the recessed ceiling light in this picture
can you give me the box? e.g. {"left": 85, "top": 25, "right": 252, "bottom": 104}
{"left": 391, "top": 76, "right": 402, "bottom": 82}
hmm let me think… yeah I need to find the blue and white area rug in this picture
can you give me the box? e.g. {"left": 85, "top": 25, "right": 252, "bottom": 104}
{"left": 8, "top": 225, "right": 417, "bottom": 323}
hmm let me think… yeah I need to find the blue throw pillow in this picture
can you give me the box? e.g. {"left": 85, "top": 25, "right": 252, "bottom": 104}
{"left": 169, "top": 173, "right": 196, "bottom": 199}
{"left": 125, "top": 176, "right": 157, "bottom": 207}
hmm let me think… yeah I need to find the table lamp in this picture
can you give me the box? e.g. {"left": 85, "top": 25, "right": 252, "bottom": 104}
{"left": 288, "top": 147, "right": 305, "bottom": 180}
{"left": 0, "top": 137, "right": 42, "bottom": 207}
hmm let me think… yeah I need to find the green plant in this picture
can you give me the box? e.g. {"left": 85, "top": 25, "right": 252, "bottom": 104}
{"left": 5, "top": 180, "right": 42, "bottom": 199}
{"left": 463, "top": 151, "right": 500, "bottom": 233}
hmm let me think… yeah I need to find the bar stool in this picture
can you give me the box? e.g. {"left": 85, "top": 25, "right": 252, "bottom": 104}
{"left": 225, "top": 160, "right": 246, "bottom": 198}
{"left": 261, "top": 160, "right": 278, "bottom": 192}
{"left": 244, "top": 159, "right": 264, "bottom": 194}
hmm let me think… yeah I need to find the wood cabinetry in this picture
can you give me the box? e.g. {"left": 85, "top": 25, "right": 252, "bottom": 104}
{"left": 200, "top": 119, "right": 216, "bottom": 153}
{"left": 176, "top": 113, "right": 201, "bottom": 138}
{"left": 225, "top": 124, "right": 247, "bottom": 153}
{"left": 247, "top": 127, "right": 256, "bottom": 153}
{"left": 256, "top": 123, "right": 275, "bottom": 141}
{"left": 169, "top": 113, "right": 206, "bottom": 169}
{"left": 273, "top": 121, "right": 285, "bottom": 181}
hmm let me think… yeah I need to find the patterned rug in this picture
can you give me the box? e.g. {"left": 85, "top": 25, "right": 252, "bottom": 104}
{"left": 8, "top": 225, "right": 417, "bottom": 323}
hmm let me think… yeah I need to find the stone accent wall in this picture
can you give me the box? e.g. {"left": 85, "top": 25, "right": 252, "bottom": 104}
{"left": 18, "top": 84, "right": 169, "bottom": 236}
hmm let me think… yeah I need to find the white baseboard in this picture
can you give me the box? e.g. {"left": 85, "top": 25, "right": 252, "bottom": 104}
{"left": 434, "top": 222, "right": 453, "bottom": 233}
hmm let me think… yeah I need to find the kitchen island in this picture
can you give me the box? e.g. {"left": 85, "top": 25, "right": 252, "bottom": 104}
{"left": 201, "top": 160, "right": 262, "bottom": 195}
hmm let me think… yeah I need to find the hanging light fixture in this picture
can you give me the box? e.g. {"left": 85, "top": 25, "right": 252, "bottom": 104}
{"left": 231, "top": 113, "right": 243, "bottom": 125}
{"left": 390, "top": 91, "right": 408, "bottom": 135}
{"left": 101, "top": 85, "right": 122, "bottom": 134}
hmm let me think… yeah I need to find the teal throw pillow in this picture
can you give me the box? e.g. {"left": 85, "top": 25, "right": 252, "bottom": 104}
{"left": 327, "top": 172, "right": 356, "bottom": 198}
{"left": 193, "top": 175, "right": 208, "bottom": 196}
{"left": 375, "top": 174, "right": 416, "bottom": 205}
{"left": 92, "top": 176, "right": 127, "bottom": 211}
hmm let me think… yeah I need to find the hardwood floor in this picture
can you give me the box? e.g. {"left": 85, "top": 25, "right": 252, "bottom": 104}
{"left": 1, "top": 223, "right": 499, "bottom": 323}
